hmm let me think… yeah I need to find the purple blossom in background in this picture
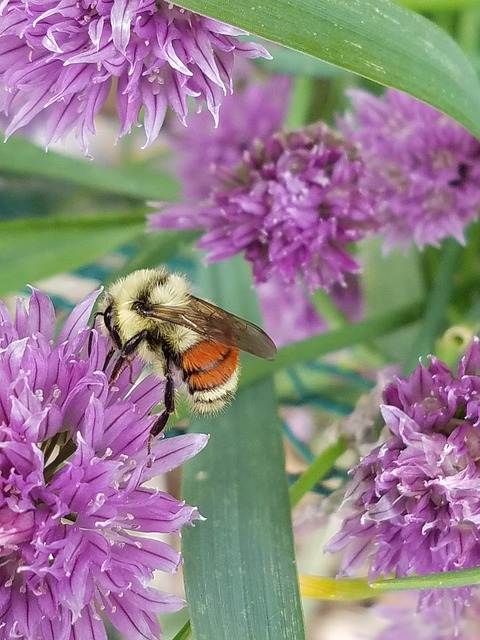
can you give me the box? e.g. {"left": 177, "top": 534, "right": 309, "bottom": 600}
{"left": 170, "top": 74, "right": 292, "bottom": 200}
{"left": 375, "top": 591, "right": 480, "bottom": 640}
{"left": 257, "top": 273, "right": 363, "bottom": 347}
{"left": 340, "top": 89, "right": 480, "bottom": 251}
{"left": 0, "top": 1, "right": 270, "bottom": 151}
{"left": 256, "top": 276, "right": 325, "bottom": 347}
{"left": 152, "top": 123, "right": 377, "bottom": 291}
{"left": 327, "top": 338, "right": 480, "bottom": 617}
{"left": 0, "top": 288, "right": 208, "bottom": 639}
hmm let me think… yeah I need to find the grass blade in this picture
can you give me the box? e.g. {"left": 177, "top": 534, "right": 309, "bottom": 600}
{"left": 182, "top": 258, "right": 306, "bottom": 640}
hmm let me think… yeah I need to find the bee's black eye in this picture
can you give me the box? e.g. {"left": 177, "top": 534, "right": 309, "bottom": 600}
{"left": 133, "top": 301, "right": 145, "bottom": 314}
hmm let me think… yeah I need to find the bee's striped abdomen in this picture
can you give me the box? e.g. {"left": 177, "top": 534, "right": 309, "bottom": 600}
{"left": 182, "top": 340, "right": 240, "bottom": 413}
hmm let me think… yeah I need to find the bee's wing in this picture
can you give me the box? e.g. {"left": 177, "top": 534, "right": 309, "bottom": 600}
{"left": 142, "top": 295, "right": 277, "bottom": 360}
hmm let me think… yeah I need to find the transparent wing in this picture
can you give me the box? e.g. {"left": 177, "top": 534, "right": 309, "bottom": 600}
{"left": 139, "top": 295, "right": 276, "bottom": 360}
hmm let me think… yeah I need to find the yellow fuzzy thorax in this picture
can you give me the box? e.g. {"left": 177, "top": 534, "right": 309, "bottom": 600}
{"left": 100, "top": 268, "right": 200, "bottom": 357}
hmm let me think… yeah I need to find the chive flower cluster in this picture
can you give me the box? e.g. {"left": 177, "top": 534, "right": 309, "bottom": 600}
{"left": 0, "top": 0, "right": 269, "bottom": 150}
{"left": 328, "top": 338, "right": 480, "bottom": 616}
{"left": 0, "top": 288, "right": 208, "bottom": 639}
{"left": 153, "top": 123, "right": 377, "bottom": 291}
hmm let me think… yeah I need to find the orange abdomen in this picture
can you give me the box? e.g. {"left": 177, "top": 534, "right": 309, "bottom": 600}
{"left": 182, "top": 340, "right": 239, "bottom": 392}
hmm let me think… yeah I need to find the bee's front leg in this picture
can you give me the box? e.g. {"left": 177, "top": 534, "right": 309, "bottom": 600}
{"left": 109, "top": 329, "right": 149, "bottom": 383}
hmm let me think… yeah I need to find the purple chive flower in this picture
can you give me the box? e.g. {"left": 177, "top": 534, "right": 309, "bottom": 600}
{"left": 0, "top": 287, "right": 208, "bottom": 639}
{"left": 339, "top": 89, "right": 480, "bottom": 251}
{"left": 327, "top": 337, "right": 480, "bottom": 615}
{"left": 152, "top": 123, "right": 377, "bottom": 291}
{"left": 0, "top": 1, "right": 270, "bottom": 151}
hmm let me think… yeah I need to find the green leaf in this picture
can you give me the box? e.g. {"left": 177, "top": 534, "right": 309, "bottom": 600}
{"left": 182, "top": 258, "right": 305, "bottom": 640}
{"left": 258, "top": 42, "right": 348, "bottom": 78}
{"left": 0, "top": 136, "right": 179, "bottom": 201}
{"left": 107, "top": 230, "right": 200, "bottom": 282}
{"left": 178, "top": 0, "right": 480, "bottom": 138}
{"left": 0, "top": 213, "right": 145, "bottom": 295}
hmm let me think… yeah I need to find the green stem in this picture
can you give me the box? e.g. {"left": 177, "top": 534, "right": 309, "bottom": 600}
{"left": 403, "top": 239, "right": 461, "bottom": 374}
{"left": 241, "top": 298, "right": 425, "bottom": 388}
{"left": 310, "top": 288, "right": 347, "bottom": 328}
{"left": 456, "top": 8, "right": 480, "bottom": 53}
{"left": 172, "top": 620, "right": 192, "bottom": 640}
{"left": 302, "top": 566, "right": 480, "bottom": 601}
{"left": 371, "top": 566, "right": 480, "bottom": 592}
{"left": 289, "top": 437, "right": 347, "bottom": 507}
{"left": 285, "top": 76, "right": 316, "bottom": 129}
{"left": 43, "top": 438, "right": 77, "bottom": 484}
{"left": 397, "top": 0, "right": 480, "bottom": 10}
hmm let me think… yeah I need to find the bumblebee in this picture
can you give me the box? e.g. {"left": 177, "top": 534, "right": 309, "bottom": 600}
{"left": 96, "top": 268, "right": 276, "bottom": 437}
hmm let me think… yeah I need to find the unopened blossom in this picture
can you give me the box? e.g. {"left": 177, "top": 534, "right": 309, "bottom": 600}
{"left": 152, "top": 123, "right": 377, "bottom": 291}
{"left": 0, "top": 1, "right": 270, "bottom": 151}
{"left": 327, "top": 338, "right": 480, "bottom": 614}
{"left": 340, "top": 89, "right": 480, "bottom": 251}
{"left": 0, "top": 288, "right": 208, "bottom": 639}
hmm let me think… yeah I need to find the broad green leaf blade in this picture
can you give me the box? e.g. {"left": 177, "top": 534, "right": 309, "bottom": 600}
{"left": 182, "top": 258, "right": 306, "bottom": 640}
{"left": 0, "top": 213, "right": 144, "bottom": 295}
{"left": 0, "top": 136, "right": 179, "bottom": 201}
{"left": 179, "top": 0, "right": 480, "bottom": 138}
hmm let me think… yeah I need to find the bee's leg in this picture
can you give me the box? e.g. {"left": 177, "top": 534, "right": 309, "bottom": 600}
{"left": 101, "top": 304, "right": 124, "bottom": 370}
{"left": 109, "top": 329, "right": 149, "bottom": 384}
{"left": 109, "top": 353, "right": 127, "bottom": 383}
{"left": 103, "top": 347, "right": 116, "bottom": 372}
{"left": 148, "top": 362, "right": 175, "bottom": 453}
{"left": 90, "top": 307, "right": 124, "bottom": 373}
